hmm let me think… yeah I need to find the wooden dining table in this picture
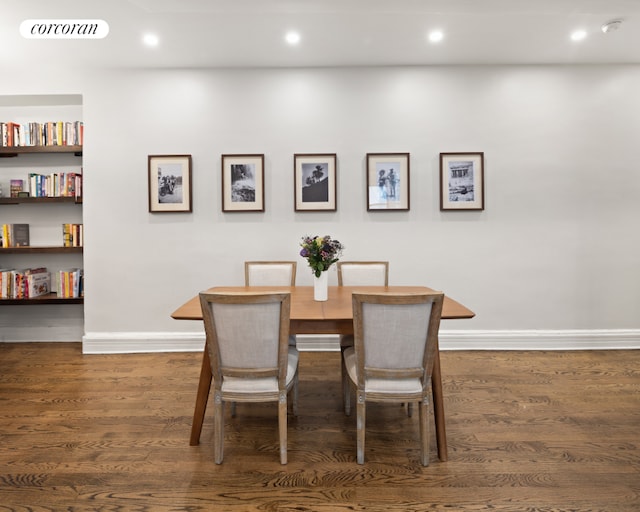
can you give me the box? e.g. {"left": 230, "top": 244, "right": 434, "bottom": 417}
{"left": 171, "top": 285, "right": 475, "bottom": 462}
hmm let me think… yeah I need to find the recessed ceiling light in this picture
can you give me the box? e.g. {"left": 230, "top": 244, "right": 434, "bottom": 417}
{"left": 143, "top": 33, "right": 159, "bottom": 47}
{"left": 285, "top": 31, "right": 301, "bottom": 45}
{"left": 428, "top": 30, "right": 444, "bottom": 43}
{"left": 570, "top": 30, "right": 587, "bottom": 42}
{"left": 601, "top": 20, "right": 622, "bottom": 33}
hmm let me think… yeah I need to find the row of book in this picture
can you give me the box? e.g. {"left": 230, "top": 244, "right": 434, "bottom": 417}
{"left": 12, "top": 172, "right": 83, "bottom": 199}
{"left": 56, "top": 268, "right": 84, "bottom": 298}
{"left": 1, "top": 224, "right": 83, "bottom": 248}
{"left": 0, "top": 267, "right": 83, "bottom": 299}
{"left": 1, "top": 223, "right": 30, "bottom": 247}
{"left": 1, "top": 121, "right": 83, "bottom": 147}
{"left": 63, "top": 223, "right": 83, "bottom": 247}
{"left": 0, "top": 267, "right": 50, "bottom": 298}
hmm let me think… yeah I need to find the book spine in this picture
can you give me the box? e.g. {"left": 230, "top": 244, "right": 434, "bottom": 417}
{"left": 75, "top": 172, "right": 83, "bottom": 199}
{"left": 62, "top": 224, "right": 70, "bottom": 247}
{"left": 13, "top": 271, "right": 26, "bottom": 299}
{"left": 0, "top": 270, "right": 7, "bottom": 298}
{"left": 64, "top": 272, "right": 70, "bottom": 298}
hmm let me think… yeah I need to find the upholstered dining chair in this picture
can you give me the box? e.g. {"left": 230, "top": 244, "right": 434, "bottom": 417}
{"left": 342, "top": 291, "right": 444, "bottom": 465}
{"left": 337, "top": 261, "right": 389, "bottom": 414}
{"left": 198, "top": 291, "right": 299, "bottom": 464}
{"left": 245, "top": 261, "right": 297, "bottom": 287}
{"left": 337, "top": 261, "right": 389, "bottom": 287}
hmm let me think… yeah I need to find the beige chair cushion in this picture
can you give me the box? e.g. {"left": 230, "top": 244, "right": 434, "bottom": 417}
{"left": 344, "top": 347, "right": 423, "bottom": 394}
{"left": 222, "top": 347, "right": 299, "bottom": 394}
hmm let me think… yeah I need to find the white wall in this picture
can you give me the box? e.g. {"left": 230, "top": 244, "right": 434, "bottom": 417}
{"left": 2, "top": 65, "right": 639, "bottom": 350}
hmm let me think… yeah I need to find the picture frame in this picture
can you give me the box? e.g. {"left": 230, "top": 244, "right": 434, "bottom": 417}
{"left": 148, "top": 154, "right": 192, "bottom": 213}
{"left": 366, "top": 152, "right": 410, "bottom": 211}
{"left": 294, "top": 153, "right": 337, "bottom": 211}
{"left": 439, "top": 152, "right": 485, "bottom": 211}
{"left": 221, "top": 154, "right": 265, "bottom": 212}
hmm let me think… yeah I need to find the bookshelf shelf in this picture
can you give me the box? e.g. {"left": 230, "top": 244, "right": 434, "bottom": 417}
{"left": 0, "top": 196, "right": 82, "bottom": 205}
{"left": 0, "top": 246, "right": 82, "bottom": 254}
{"left": 0, "top": 145, "right": 82, "bottom": 157}
{"left": 0, "top": 293, "right": 83, "bottom": 305}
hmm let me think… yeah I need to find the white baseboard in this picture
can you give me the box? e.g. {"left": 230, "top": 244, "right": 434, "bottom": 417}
{"left": 82, "top": 332, "right": 205, "bottom": 354}
{"left": 438, "top": 329, "right": 640, "bottom": 350}
{"left": 81, "top": 329, "right": 640, "bottom": 354}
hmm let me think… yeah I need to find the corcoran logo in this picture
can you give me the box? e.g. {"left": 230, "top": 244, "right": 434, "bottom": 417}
{"left": 20, "top": 19, "right": 109, "bottom": 39}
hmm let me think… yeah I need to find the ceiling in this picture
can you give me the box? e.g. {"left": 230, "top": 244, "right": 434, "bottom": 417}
{"left": 1, "top": 0, "right": 639, "bottom": 70}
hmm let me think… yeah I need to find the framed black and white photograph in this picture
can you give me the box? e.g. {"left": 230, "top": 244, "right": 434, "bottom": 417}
{"left": 294, "top": 153, "right": 337, "bottom": 211}
{"left": 440, "top": 152, "right": 485, "bottom": 211}
{"left": 366, "top": 152, "right": 410, "bottom": 211}
{"left": 221, "top": 154, "right": 265, "bottom": 212}
{"left": 148, "top": 154, "right": 192, "bottom": 213}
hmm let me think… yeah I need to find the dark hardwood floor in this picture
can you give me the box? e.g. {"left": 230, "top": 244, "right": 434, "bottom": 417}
{"left": 0, "top": 343, "right": 638, "bottom": 511}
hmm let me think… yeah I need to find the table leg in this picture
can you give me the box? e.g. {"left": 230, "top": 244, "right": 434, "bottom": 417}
{"left": 431, "top": 341, "right": 448, "bottom": 461}
{"left": 190, "top": 347, "right": 213, "bottom": 446}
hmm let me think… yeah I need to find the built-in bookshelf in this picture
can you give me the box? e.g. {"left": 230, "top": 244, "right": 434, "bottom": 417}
{"left": 0, "top": 140, "right": 83, "bottom": 305}
{"left": 0, "top": 96, "right": 84, "bottom": 343}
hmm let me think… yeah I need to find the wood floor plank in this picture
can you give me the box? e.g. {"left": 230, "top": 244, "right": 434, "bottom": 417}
{"left": 0, "top": 343, "right": 638, "bottom": 511}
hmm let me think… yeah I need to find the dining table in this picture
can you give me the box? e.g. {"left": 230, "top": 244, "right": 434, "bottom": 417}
{"left": 171, "top": 285, "right": 475, "bottom": 462}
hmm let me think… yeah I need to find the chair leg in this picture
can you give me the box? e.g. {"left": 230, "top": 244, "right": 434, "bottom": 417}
{"left": 342, "top": 355, "right": 352, "bottom": 416}
{"left": 291, "top": 372, "right": 299, "bottom": 417}
{"left": 340, "top": 340, "right": 354, "bottom": 415}
{"left": 278, "top": 392, "right": 288, "bottom": 464}
{"left": 214, "top": 392, "right": 225, "bottom": 464}
{"left": 419, "top": 397, "right": 430, "bottom": 466}
{"left": 356, "top": 391, "right": 366, "bottom": 464}
{"left": 230, "top": 401, "right": 237, "bottom": 418}
{"left": 400, "top": 402, "right": 413, "bottom": 417}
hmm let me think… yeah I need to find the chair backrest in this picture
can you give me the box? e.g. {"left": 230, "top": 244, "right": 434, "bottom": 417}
{"left": 199, "top": 292, "right": 291, "bottom": 387}
{"left": 245, "top": 261, "right": 297, "bottom": 287}
{"left": 337, "top": 261, "right": 389, "bottom": 286}
{"left": 351, "top": 292, "right": 444, "bottom": 386}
